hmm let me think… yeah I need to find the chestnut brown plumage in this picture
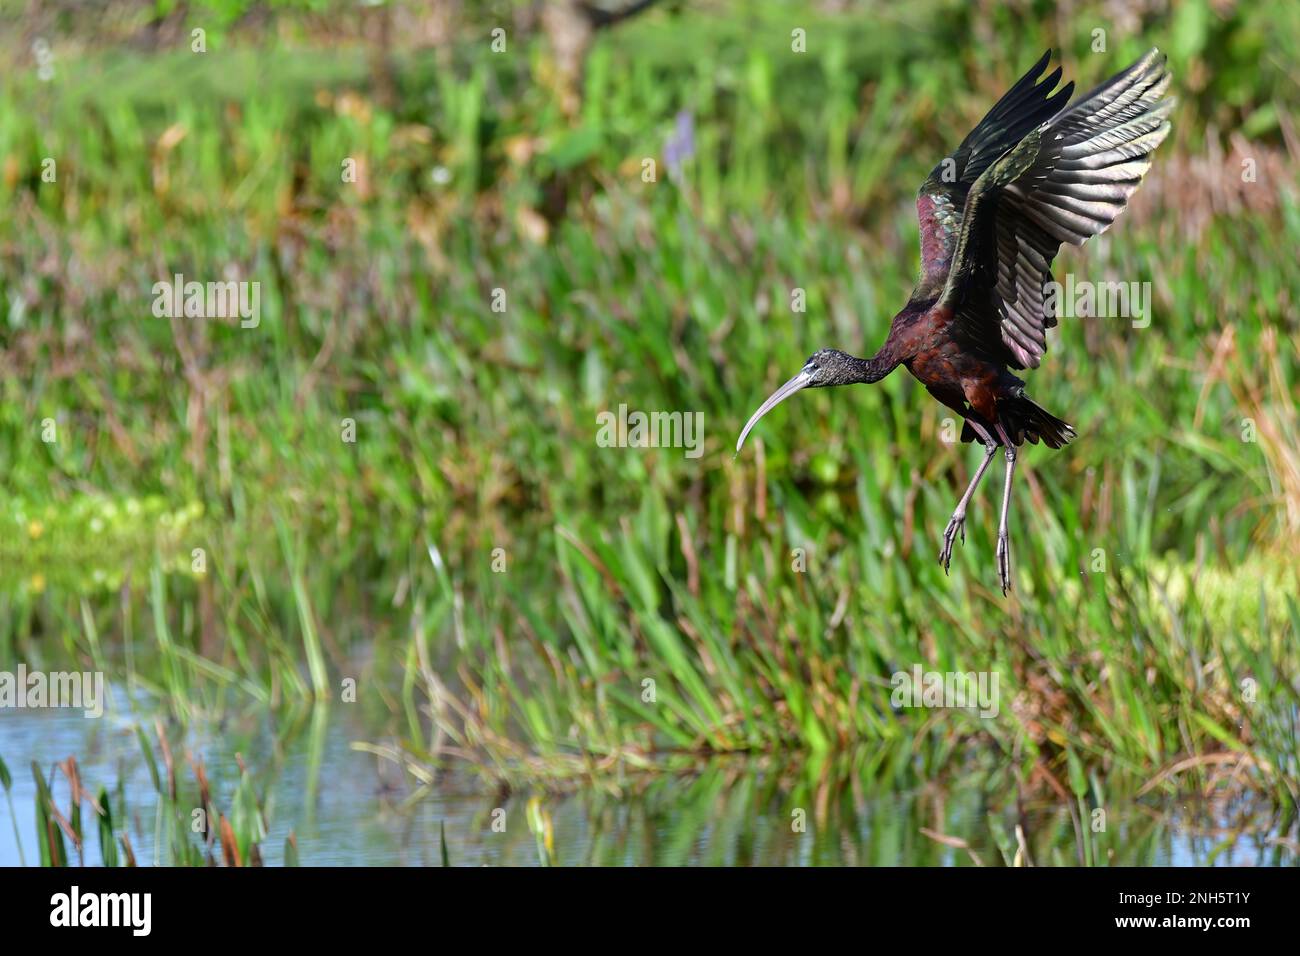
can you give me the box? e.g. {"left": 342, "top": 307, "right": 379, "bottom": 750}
{"left": 736, "top": 49, "right": 1173, "bottom": 593}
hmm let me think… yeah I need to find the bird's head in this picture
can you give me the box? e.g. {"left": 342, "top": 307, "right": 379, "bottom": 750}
{"left": 735, "top": 348, "right": 862, "bottom": 454}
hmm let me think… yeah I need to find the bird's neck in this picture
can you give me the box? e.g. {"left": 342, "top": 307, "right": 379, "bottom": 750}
{"left": 852, "top": 349, "right": 898, "bottom": 384}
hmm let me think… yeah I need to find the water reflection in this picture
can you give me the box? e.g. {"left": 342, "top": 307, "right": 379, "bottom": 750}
{"left": 0, "top": 704, "right": 1294, "bottom": 866}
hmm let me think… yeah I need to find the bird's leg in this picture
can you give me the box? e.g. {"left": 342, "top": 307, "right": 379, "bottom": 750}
{"left": 994, "top": 423, "right": 1018, "bottom": 594}
{"left": 939, "top": 426, "right": 998, "bottom": 574}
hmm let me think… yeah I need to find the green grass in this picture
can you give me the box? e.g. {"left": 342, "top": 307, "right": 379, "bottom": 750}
{"left": 18, "top": 726, "right": 284, "bottom": 867}
{"left": 0, "top": 0, "right": 1298, "bottom": 827}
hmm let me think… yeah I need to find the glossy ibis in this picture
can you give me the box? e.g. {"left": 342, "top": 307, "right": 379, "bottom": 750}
{"left": 736, "top": 49, "right": 1172, "bottom": 593}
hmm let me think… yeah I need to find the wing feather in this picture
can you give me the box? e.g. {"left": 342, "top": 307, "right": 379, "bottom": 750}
{"left": 939, "top": 49, "right": 1174, "bottom": 368}
{"left": 914, "top": 51, "right": 1073, "bottom": 295}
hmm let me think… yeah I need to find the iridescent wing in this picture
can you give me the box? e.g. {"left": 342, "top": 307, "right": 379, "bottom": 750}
{"left": 915, "top": 51, "right": 1073, "bottom": 297}
{"left": 940, "top": 50, "right": 1174, "bottom": 368}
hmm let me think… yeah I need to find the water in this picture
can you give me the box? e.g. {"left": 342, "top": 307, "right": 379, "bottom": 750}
{"left": 2, "top": 703, "right": 1294, "bottom": 866}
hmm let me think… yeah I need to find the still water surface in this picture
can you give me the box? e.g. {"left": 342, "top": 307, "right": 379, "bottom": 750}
{"left": 1, "top": 701, "right": 1293, "bottom": 867}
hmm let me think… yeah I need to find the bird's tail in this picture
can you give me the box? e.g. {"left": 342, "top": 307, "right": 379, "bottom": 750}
{"left": 1005, "top": 395, "right": 1075, "bottom": 449}
{"left": 959, "top": 394, "right": 1076, "bottom": 448}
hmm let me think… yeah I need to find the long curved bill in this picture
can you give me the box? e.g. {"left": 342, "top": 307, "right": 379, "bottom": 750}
{"left": 735, "top": 369, "right": 813, "bottom": 454}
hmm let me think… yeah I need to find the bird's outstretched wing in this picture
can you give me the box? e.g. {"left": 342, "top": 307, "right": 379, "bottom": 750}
{"left": 915, "top": 51, "right": 1074, "bottom": 296}
{"left": 939, "top": 49, "right": 1174, "bottom": 368}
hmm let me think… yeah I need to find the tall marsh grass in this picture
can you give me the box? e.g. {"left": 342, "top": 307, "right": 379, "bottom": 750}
{"left": 0, "top": 0, "right": 1297, "bottom": 814}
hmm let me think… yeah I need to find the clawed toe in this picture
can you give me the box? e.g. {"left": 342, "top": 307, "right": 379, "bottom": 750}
{"left": 939, "top": 515, "right": 965, "bottom": 574}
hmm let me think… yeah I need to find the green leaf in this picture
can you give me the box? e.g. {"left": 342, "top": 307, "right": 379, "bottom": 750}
{"left": 136, "top": 726, "right": 162, "bottom": 795}
{"left": 97, "top": 787, "right": 118, "bottom": 868}
{"left": 542, "top": 125, "right": 603, "bottom": 172}
{"left": 1065, "top": 746, "right": 1088, "bottom": 797}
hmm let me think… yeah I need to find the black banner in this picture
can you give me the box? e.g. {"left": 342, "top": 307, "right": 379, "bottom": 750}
{"left": 0, "top": 865, "right": 1281, "bottom": 941}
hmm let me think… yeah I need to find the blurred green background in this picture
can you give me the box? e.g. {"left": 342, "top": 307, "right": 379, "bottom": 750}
{"left": 0, "top": 0, "right": 1298, "bottom": 865}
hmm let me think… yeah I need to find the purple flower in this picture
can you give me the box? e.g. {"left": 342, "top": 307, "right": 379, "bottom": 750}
{"left": 664, "top": 110, "right": 695, "bottom": 182}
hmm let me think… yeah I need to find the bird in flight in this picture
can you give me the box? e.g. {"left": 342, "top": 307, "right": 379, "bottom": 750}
{"left": 736, "top": 49, "right": 1172, "bottom": 593}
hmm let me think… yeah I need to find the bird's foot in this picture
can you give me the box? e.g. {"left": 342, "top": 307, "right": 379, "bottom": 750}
{"left": 996, "top": 531, "right": 1012, "bottom": 594}
{"left": 939, "top": 513, "right": 966, "bottom": 574}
